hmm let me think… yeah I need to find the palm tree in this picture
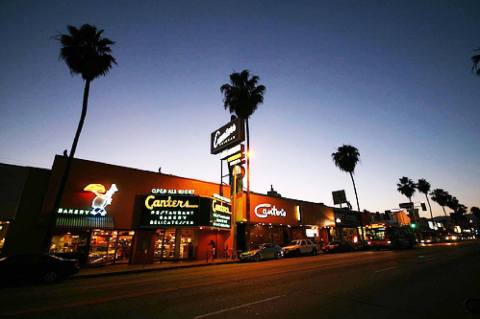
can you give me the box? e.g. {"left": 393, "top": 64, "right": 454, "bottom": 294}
{"left": 416, "top": 178, "right": 434, "bottom": 221}
{"left": 397, "top": 176, "right": 416, "bottom": 203}
{"left": 471, "top": 48, "right": 480, "bottom": 75}
{"left": 471, "top": 206, "right": 480, "bottom": 219}
{"left": 331, "top": 145, "right": 361, "bottom": 212}
{"left": 430, "top": 188, "right": 450, "bottom": 216}
{"left": 397, "top": 177, "right": 417, "bottom": 221}
{"left": 46, "top": 24, "right": 116, "bottom": 250}
{"left": 446, "top": 195, "right": 460, "bottom": 213}
{"left": 220, "top": 70, "right": 266, "bottom": 219}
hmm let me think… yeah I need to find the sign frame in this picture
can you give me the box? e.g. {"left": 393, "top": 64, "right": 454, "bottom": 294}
{"left": 210, "top": 118, "right": 245, "bottom": 154}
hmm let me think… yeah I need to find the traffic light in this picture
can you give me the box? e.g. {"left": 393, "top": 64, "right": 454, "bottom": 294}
{"left": 410, "top": 223, "right": 417, "bottom": 229}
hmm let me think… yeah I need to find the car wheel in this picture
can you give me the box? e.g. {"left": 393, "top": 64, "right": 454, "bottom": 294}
{"left": 42, "top": 271, "right": 58, "bottom": 283}
{"left": 254, "top": 254, "right": 261, "bottom": 262}
{"left": 312, "top": 248, "right": 317, "bottom": 256}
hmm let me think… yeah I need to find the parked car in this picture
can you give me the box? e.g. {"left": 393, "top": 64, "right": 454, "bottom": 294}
{"left": 282, "top": 239, "right": 318, "bottom": 257}
{"left": 0, "top": 253, "right": 79, "bottom": 284}
{"left": 239, "top": 243, "right": 283, "bottom": 262}
{"left": 321, "top": 241, "right": 354, "bottom": 253}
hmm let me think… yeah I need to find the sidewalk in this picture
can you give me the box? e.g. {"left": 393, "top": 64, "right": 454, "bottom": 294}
{"left": 72, "top": 258, "right": 238, "bottom": 279}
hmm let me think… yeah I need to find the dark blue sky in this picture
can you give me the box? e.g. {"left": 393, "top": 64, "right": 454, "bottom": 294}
{"left": 1, "top": 0, "right": 479, "bottom": 215}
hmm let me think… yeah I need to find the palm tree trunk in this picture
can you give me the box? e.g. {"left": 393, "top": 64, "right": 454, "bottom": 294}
{"left": 245, "top": 118, "right": 251, "bottom": 222}
{"left": 43, "top": 79, "right": 91, "bottom": 251}
{"left": 349, "top": 172, "right": 360, "bottom": 212}
{"left": 442, "top": 206, "right": 447, "bottom": 217}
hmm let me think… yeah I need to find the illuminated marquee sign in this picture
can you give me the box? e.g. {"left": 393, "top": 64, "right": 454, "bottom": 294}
{"left": 210, "top": 118, "right": 245, "bottom": 154}
{"left": 57, "top": 183, "right": 118, "bottom": 217}
{"left": 210, "top": 198, "right": 231, "bottom": 229}
{"left": 151, "top": 188, "right": 195, "bottom": 195}
{"left": 140, "top": 194, "right": 200, "bottom": 227}
{"left": 254, "top": 204, "right": 287, "bottom": 219}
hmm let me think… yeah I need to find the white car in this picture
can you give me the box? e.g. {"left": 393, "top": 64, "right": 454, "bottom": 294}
{"left": 282, "top": 239, "right": 318, "bottom": 256}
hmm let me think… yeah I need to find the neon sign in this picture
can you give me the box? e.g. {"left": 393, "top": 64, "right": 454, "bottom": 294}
{"left": 151, "top": 188, "right": 195, "bottom": 195}
{"left": 140, "top": 194, "right": 200, "bottom": 227}
{"left": 254, "top": 204, "right": 287, "bottom": 219}
{"left": 84, "top": 184, "right": 118, "bottom": 216}
{"left": 144, "top": 195, "right": 199, "bottom": 210}
{"left": 210, "top": 118, "right": 245, "bottom": 154}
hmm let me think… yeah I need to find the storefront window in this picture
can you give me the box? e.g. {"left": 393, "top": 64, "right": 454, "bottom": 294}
{"left": 154, "top": 228, "right": 195, "bottom": 261}
{"left": 0, "top": 221, "right": 11, "bottom": 254}
{"left": 180, "top": 229, "right": 194, "bottom": 259}
{"left": 154, "top": 228, "right": 176, "bottom": 260}
{"left": 50, "top": 231, "right": 89, "bottom": 255}
{"left": 88, "top": 230, "right": 134, "bottom": 265}
{"left": 89, "top": 230, "right": 116, "bottom": 265}
{"left": 115, "top": 231, "right": 134, "bottom": 263}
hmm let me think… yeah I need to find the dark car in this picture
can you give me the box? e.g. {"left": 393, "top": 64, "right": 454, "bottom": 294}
{"left": 321, "top": 241, "right": 354, "bottom": 253}
{"left": 239, "top": 243, "right": 283, "bottom": 262}
{"left": 0, "top": 253, "right": 80, "bottom": 284}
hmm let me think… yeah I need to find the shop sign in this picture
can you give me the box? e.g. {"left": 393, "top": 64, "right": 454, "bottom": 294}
{"left": 58, "top": 183, "right": 118, "bottom": 217}
{"left": 210, "top": 198, "right": 231, "bottom": 229}
{"left": 254, "top": 204, "right": 287, "bottom": 219}
{"left": 211, "top": 118, "right": 245, "bottom": 154}
{"left": 140, "top": 194, "right": 200, "bottom": 227}
{"left": 334, "top": 210, "right": 360, "bottom": 227}
{"left": 151, "top": 188, "right": 195, "bottom": 195}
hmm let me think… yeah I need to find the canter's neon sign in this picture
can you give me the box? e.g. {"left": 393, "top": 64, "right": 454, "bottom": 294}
{"left": 254, "top": 204, "right": 287, "bottom": 219}
{"left": 144, "top": 195, "right": 199, "bottom": 210}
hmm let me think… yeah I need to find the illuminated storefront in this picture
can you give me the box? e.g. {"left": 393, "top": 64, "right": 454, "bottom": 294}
{"left": 41, "top": 156, "right": 234, "bottom": 266}
{"left": 237, "top": 192, "right": 334, "bottom": 250}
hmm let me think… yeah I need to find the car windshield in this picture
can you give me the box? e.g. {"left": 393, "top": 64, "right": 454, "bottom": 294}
{"left": 289, "top": 240, "right": 300, "bottom": 246}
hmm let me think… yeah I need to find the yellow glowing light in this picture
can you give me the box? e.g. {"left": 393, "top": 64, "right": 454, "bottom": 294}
{"left": 84, "top": 184, "right": 106, "bottom": 194}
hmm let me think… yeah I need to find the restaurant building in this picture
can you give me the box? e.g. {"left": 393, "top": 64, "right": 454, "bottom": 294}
{"left": 40, "top": 155, "right": 234, "bottom": 266}
{"left": 1, "top": 155, "right": 367, "bottom": 267}
{"left": 235, "top": 191, "right": 337, "bottom": 250}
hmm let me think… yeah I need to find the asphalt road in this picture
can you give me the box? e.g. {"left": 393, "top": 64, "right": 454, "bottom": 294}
{"left": 1, "top": 241, "right": 479, "bottom": 319}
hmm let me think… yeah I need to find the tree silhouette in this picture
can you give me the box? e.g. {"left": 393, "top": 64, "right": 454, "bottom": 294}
{"left": 430, "top": 188, "right": 450, "bottom": 216}
{"left": 471, "top": 207, "right": 480, "bottom": 219}
{"left": 332, "top": 145, "right": 361, "bottom": 211}
{"left": 397, "top": 177, "right": 416, "bottom": 203}
{"left": 416, "top": 178, "right": 434, "bottom": 222}
{"left": 471, "top": 48, "right": 480, "bottom": 75}
{"left": 220, "top": 70, "right": 266, "bottom": 219}
{"left": 46, "top": 24, "right": 116, "bottom": 250}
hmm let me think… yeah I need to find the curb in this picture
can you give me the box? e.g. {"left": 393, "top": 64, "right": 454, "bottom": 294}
{"left": 71, "top": 260, "right": 239, "bottom": 280}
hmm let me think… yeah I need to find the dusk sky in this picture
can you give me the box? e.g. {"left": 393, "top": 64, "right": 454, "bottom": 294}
{"left": 1, "top": 1, "right": 479, "bottom": 217}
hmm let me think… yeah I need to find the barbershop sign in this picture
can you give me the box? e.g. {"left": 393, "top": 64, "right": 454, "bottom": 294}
{"left": 210, "top": 118, "right": 245, "bottom": 154}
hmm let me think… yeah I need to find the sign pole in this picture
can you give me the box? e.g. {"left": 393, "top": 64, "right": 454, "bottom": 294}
{"left": 231, "top": 168, "right": 237, "bottom": 257}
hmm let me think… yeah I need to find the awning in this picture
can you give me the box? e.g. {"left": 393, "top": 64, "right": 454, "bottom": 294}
{"left": 56, "top": 216, "right": 115, "bottom": 230}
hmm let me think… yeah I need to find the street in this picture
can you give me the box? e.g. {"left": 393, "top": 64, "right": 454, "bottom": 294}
{"left": 1, "top": 241, "right": 479, "bottom": 319}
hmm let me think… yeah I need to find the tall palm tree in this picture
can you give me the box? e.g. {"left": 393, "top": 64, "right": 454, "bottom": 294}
{"left": 446, "top": 195, "right": 460, "bottom": 213}
{"left": 430, "top": 188, "right": 450, "bottom": 216}
{"left": 397, "top": 177, "right": 416, "bottom": 202}
{"left": 220, "top": 70, "right": 266, "bottom": 220}
{"left": 416, "top": 178, "right": 433, "bottom": 221}
{"left": 331, "top": 145, "right": 361, "bottom": 212}
{"left": 397, "top": 177, "right": 416, "bottom": 220}
{"left": 46, "top": 24, "right": 116, "bottom": 250}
